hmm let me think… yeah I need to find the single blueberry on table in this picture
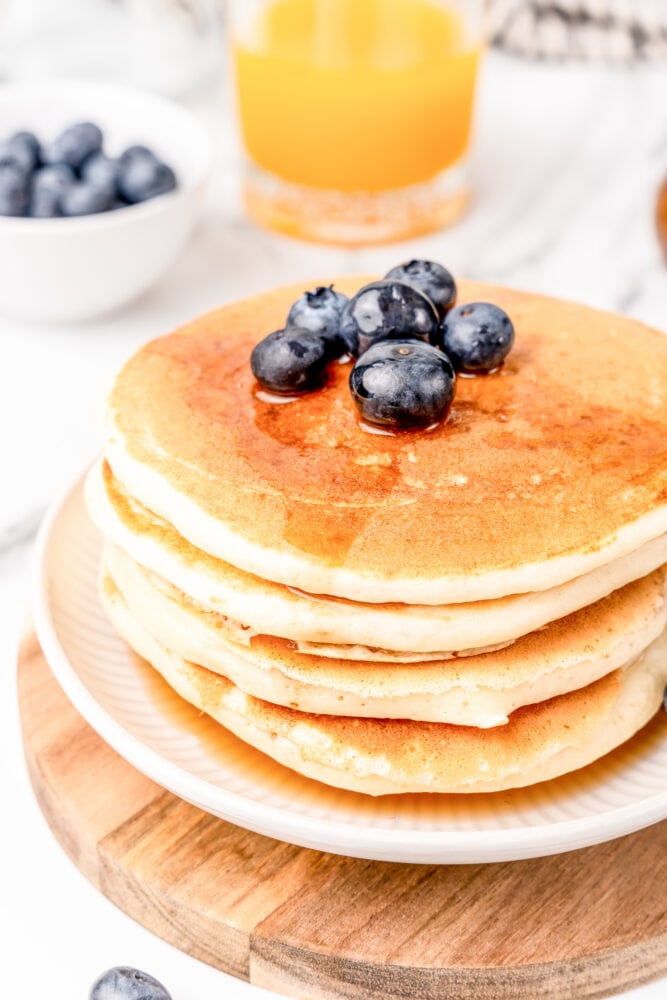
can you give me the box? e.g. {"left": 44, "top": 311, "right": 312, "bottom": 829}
{"left": 349, "top": 339, "right": 456, "bottom": 430}
{"left": 89, "top": 965, "right": 172, "bottom": 1000}
{"left": 118, "top": 157, "right": 177, "bottom": 204}
{"left": 440, "top": 301, "right": 515, "bottom": 374}
{"left": 44, "top": 121, "right": 104, "bottom": 170}
{"left": 251, "top": 327, "right": 331, "bottom": 394}
{"left": 0, "top": 130, "right": 41, "bottom": 173}
{"left": 0, "top": 159, "right": 30, "bottom": 216}
{"left": 286, "top": 285, "right": 351, "bottom": 355}
{"left": 384, "top": 260, "right": 456, "bottom": 319}
{"left": 339, "top": 280, "right": 439, "bottom": 357}
{"left": 82, "top": 153, "right": 122, "bottom": 196}
{"left": 60, "top": 180, "right": 113, "bottom": 217}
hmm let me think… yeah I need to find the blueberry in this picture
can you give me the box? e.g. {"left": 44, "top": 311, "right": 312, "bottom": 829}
{"left": 0, "top": 159, "right": 30, "bottom": 216}
{"left": 119, "top": 144, "right": 158, "bottom": 168}
{"left": 89, "top": 966, "right": 171, "bottom": 1000}
{"left": 0, "top": 130, "right": 41, "bottom": 173}
{"left": 33, "top": 163, "right": 77, "bottom": 193}
{"left": 29, "top": 164, "right": 77, "bottom": 217}
{"left": 349, "top": 339, "right": 456, "bottom": 429}
{"left": 82, "top": 153, "right": 121, "bottom": 196}
{"left": 118, "top": 158, "right": 177, "bottom": 204}
{"left": 60, "top": 180, "right": 113, "bottom": 217}
{"left": 286, "top": 285, "right": 350, "bottom": 355}
{"left": 30, "top": 163, "right": 77, "bottom": 211}
{"left": 339, "top": 280, "right": 439, "bottom": 357}
{"left": 30, "top": 165, "right": 77, "bottom": 217}
{"left": 384, "top": 260, "right": 456, "bottom": 319}
{"left": 251, "top": 327, "right": 331, "bottom": 394}
{"left": 29, "top": 187, "right": 61, "bottom": 217}
{"left": 440, "top": 302, "right": 515, "bottom": 374}
{"left": 44, "top": 121, "right": 103, "bottom": 170}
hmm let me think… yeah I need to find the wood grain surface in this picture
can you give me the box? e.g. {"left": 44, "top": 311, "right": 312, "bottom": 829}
{"left": 18, "top": 631, "right": 667, "bottom": 1000}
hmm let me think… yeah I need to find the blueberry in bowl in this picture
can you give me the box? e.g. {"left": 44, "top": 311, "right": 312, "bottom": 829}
{"left": 384, "top": 259, "right": 457, "bottom": 319}
{"left": 0, "top": 119, "right": 178, "bottom": 220}
{"left": 118, "top": 155, "right": 177, "bottom": 205}
{"left": 60, "top": 180, "right": 115, "bottom": 217}
{"left": 440, "top": 302, "right": 515, "bottom": 374}
{"left": 120, "top": 144, "right": 159, "bottom": 168}
{"left": 29, "top": 164, "right": 76, "bottom": 217}
{"left": 0, "top": 130, "right": 41, "bottom": 173}
{"left": 81, "top": 153, "right": 123, "bottom": 198}
{"left": 43, "top": 121, "right": 103, "bottom": 170}
{"left": 349, "top": 339, "right": 456, "bottom": 429}
{"left": 339, "top": 279, "right": 439, "bottom": 357}
{"left": 0, "top": 79, "right": 211, "bottom": 321}
{"left": 0, "top": 159, "right": 30, "bottom": 217}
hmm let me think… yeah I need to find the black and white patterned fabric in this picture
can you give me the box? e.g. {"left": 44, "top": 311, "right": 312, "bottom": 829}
{"left": 487, "top": 0, "right": 667, "bottom": 61}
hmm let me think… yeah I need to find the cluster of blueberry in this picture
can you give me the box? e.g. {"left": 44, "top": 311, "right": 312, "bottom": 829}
{"left": 0, "top": 123, "right": 177, "bottom": 218}
{"left": 250, "top": 260, "right": 515, "bottom": 430}
{"left": 90, "top": 966, "right": 171, "bottom": 1000}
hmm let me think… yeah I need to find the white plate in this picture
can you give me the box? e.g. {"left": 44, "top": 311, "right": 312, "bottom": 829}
{"left": 33, "top": 472, "right": 667, "bottom": 864}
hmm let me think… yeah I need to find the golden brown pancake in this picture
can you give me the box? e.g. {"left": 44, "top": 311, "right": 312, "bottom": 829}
{"left": 101, "top": 572, "right": 667, "bottom": 795}
{"left": 105, "top": 278, "right": 667, "bottom": 604}
{"left": 104, "top": 542, "right": 667, "bottom": 727}
{"left": 86, "top": 458, "right": 667, "bottom": 656}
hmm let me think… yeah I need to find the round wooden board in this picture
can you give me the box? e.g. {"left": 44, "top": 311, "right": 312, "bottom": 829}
{"left": 18, "top": 630, "right": 667, "bottom": 1000}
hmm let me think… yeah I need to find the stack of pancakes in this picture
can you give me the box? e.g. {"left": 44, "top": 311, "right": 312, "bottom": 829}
{"left": 86, "top": 279, "right": 667, "bottom": 795}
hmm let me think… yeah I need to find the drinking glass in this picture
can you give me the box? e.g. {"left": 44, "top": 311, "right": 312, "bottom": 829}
{"left": 229, "top": 0, "right": 483, "bottom": 245}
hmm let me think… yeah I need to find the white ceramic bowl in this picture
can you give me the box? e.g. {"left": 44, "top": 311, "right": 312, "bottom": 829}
{"left": 0, "top": 80, "right": 212, "bottom": 322}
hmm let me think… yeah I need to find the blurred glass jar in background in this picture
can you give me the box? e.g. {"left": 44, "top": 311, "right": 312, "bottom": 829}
{"left": 0, "top": 0, "right": 222, "bottom": 97}
{"left": 229, "top": 0, "right": 483, "bottom": 245}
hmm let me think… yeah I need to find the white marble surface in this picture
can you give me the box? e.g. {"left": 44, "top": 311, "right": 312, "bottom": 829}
{"left": 2, "top": 51, "right": 667, "bottom": 999}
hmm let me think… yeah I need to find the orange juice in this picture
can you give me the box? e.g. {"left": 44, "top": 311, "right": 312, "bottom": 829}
{"left": 232, "top": 0, "right": 481, "bottom": 243}
{"left": 234, "top": 0, "right": 479, "bottom": 192}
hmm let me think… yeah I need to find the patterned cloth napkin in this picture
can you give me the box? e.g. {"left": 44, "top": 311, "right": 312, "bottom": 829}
{"left": 487, "top": 0, "right": 667, "bottom": 61}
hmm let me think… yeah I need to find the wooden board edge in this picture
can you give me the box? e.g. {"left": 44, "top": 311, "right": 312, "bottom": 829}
{"left": 249, "top": 933, "right": 667, "bottom": 1000}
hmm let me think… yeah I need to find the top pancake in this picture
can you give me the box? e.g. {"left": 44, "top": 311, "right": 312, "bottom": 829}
{"left": 106, "top": 279, "right": 667, "bottom": 604}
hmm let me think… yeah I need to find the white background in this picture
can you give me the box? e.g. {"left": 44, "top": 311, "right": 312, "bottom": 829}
{"left": 1, "top": 50, "right": 667, "bottom": 999}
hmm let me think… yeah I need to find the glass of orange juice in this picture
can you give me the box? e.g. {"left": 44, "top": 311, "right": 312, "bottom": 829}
{"left": 229, "top": 0, "right": 482, "bottom": 245}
